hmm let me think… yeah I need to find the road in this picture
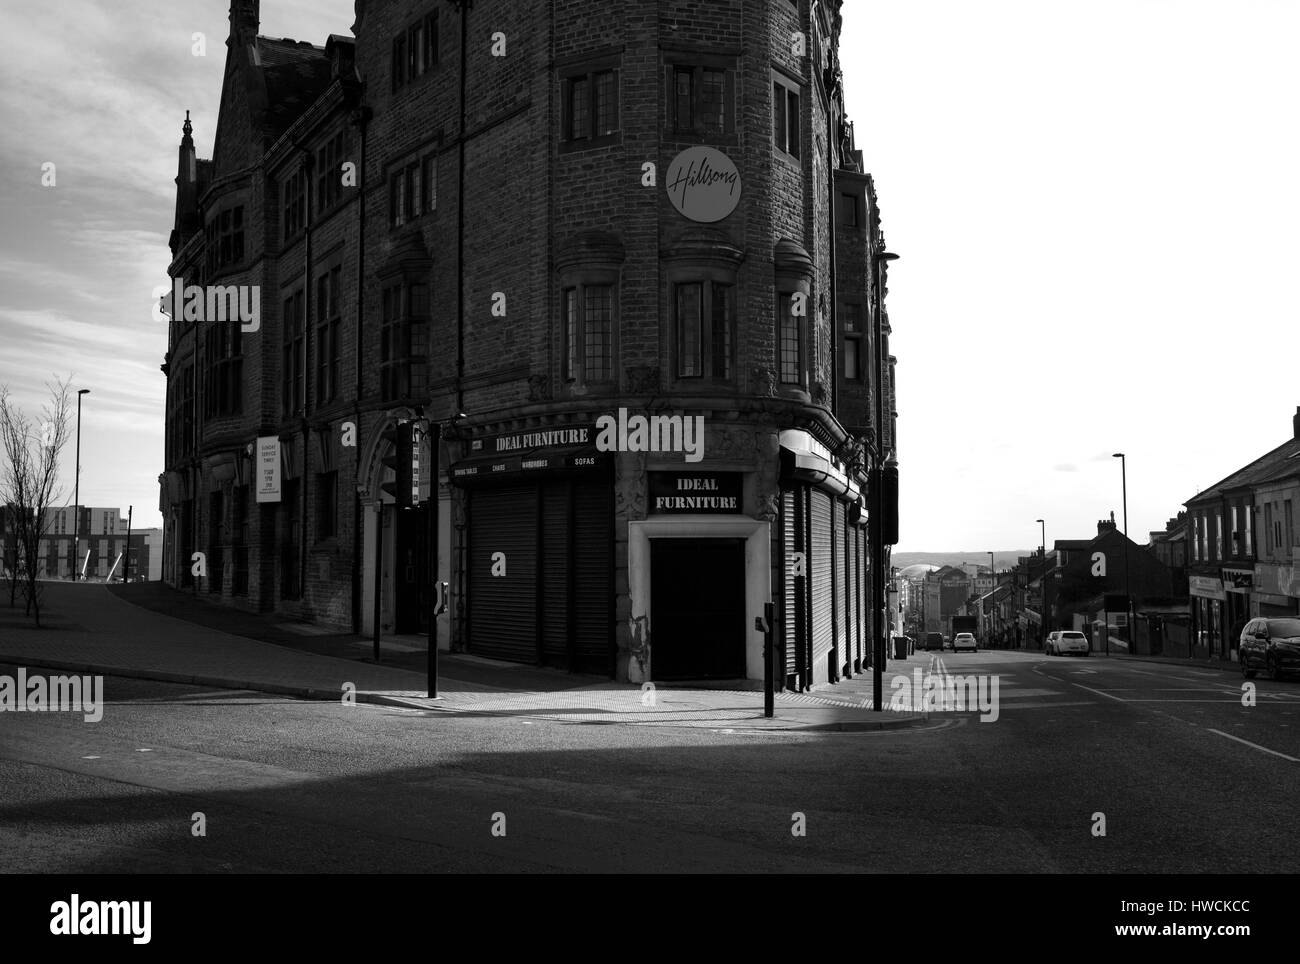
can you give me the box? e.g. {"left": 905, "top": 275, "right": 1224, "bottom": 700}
{"left": 2, "top": 651, "right": 1297, "bottom": 872}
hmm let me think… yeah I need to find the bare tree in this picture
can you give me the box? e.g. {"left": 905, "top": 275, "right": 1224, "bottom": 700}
{"left": 0, "top": 379, "right": 73, "bottom": 626}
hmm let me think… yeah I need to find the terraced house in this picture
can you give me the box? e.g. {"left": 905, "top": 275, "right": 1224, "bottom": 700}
{"left": 160, "top": 0, "right": 901, "bottom": 688}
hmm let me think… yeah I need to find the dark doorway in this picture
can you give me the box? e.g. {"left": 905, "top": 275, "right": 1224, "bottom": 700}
{"left": 650, "top": 538, "right": 746, "bottom": 680}
{"left": 394, "top": 502, "right": 428, "bottom": 634}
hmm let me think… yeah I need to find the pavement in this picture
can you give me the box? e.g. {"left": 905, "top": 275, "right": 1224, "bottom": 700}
{"left": 0, "top": 581, "right": 925, "bottom": 732}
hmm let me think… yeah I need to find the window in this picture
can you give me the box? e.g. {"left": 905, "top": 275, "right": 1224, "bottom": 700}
{"left": 316, "top": 471, "right": 338, "bottom": 540}
{"left": 315, "top": 267, "right": 341, "bottom": 405}
{"left": 392, "top": 35, "right": 406, "bottom": 91}
{"left": 282, "top": 289, "right": 305, "bottom": 414}
{"left": 316, "top": 131, "right": 348, "bottom": 212}
{"left": 180, "top": 365, "right": 195, "bottom": 457}
{"left": 204, "top": 206, "right": 245, "bottom": 277}
{"left": 674, "top": 281, "right": 732, "bottom": 380}
{"left": 393, "top": 11, "right": 438, "bottom": 92}
{"left": 1213, "top": 511, "right": 1222, "bottom": 561}
{"left": 380, "top": 282, "right": 430, "bottom": 402}
{"left": 389, "top": 153, "right": 436, "bottom": 228}
{"left": 842, "top": 302, "right": 864, "bottom": 381}
{"left": 843, "top": 337, "right": 860, "bottom": 380}
{"left": 840, "top": 193, "right": 859, "bottom": 227}
{"left": 280, "top": 479, "right": 300, "bottom": 600}
{"left": 777, "top": 290, "right": 805, "bottom": 385}
{"left": 773, "top": 76, "right": 801, "bottom": 159}
{"left": 1245, "top": 506, "right": 1253, "bottom": 556}
{"left": 231, "top": 485, "right": 249, "bottom": 597}
{"left": 1231, "top": 505, "right": 1239, "bottom": 556}
{"left": 562, "top": 66, "right": 619, "bottom": 145}
{"left": 1286, "top": 500, "right": 1295, "bottom": 557}
{"left": 1265, "top": 503, "right": 1274, "bottom": 554}
{"left": 671, "top": 65, "right": 731, "bottom": 135}
{"left": 562, "top": 284, "right": 614, "bottom": 385}
{"left": 203, "top": 318, "right": 242, "bottom": 417}
{"left": 283, "top": 168, "right": 307, "bottom": 241}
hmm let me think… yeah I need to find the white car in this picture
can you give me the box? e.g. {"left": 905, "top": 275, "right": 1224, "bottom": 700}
{"left": 953, "top": 632, "right": 977, "bottom": 652}
{"left": 1047, "top": 630, "right": 1089, "bottom": 656}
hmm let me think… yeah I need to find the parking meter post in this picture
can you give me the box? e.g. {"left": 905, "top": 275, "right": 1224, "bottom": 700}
{"left": 760, "top": 602, "right": 775, "bottom": 718}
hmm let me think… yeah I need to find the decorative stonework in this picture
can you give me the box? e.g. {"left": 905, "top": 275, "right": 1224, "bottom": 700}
{"left": 751, "top": 367, "right": 778, "bottom": 397}
{"left": 527, "top": 373, "right": 550, "bottom": 402}
{"left": 625, "top": 365, "right": 660, "bottom": 395}
{"left": 614, "top": 451, "right": 647, "bottom": 520}
{"left": 811, "top": 381, "right": 829, "bottom": 406}
{"left": 705, "top": 424, "right": 754, "bottom": 463}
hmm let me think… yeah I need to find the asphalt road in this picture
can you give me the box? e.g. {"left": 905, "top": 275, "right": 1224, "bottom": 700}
{"left": 2, "top": 651, "right": 1297, "bottom": 873}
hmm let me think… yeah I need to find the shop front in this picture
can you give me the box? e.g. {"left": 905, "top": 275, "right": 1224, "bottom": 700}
{"left": 450, "top": 423, "right": 615, "bottom": 675}
{"left": 1253, "top": 562, "right": 1300, "bottom": 617}
{"left": 1189, "top": 574, "right": 1226, "bottom": 659}
{"left": 775, "top": 429, "right": 867, "bottom": 692}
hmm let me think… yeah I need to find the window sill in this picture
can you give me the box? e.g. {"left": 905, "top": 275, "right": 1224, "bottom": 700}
{"left": 559, "top": 134, "right": 621, "bottom": 154}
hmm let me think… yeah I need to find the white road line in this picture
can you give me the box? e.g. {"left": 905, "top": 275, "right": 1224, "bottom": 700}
{"left": 1069, "top": 681, "right": 1129, "bottom": 703}
{"left": 1207, "top": 728, "right": 1300, "bottom": 763}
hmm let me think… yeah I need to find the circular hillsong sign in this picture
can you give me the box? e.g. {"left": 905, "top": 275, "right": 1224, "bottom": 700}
{"left": 666, "top": 146, "right": 741, "bottom": 223}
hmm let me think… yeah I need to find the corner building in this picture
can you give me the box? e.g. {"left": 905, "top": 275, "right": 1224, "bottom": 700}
{"left": 161, "top": 0, "right": 900, "bottom": 689}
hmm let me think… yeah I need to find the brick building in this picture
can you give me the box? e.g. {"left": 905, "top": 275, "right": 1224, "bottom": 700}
{"left": 160, "top": 0, "right": 900, "bottom": 687}
{"left": 1046, "top": 519, "right": 1177, "bottom": 638}
{"left": 1184, "top": 407, "right": 1300, "bottom": 661}
{"left": 1, "top": 506, "right": 158, "bottom": 581}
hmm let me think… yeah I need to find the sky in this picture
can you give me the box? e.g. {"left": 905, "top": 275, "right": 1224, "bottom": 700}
{"left": 1, "top": 1, "right": 1296, "bottom": 547}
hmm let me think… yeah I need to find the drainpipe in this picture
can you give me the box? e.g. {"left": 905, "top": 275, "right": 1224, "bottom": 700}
{"left": 455, "top": 0, "right": 469, "bottom": 413}
{"left": 351, "top": 104, "right": 369, "bottom": 632}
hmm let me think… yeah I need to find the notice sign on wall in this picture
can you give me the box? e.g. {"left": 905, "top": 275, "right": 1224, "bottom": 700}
{"left": 255, "top": 436, "right": 281, "bottom": 503}
{"left": 666, "top": 146, "right": 741, "bottom": 223}
{"left": 648, "top": 472, "right": 742, "bottom": 514}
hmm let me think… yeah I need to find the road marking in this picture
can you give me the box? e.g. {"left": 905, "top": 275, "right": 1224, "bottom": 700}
{"left": 136, "top": 748, "right": 153, "bottom": 752}
{"left": 82, "top": 755, "right": 100, "bottom": 760}
{"left": 1071, "top": 669, "right": 1098, "bottom": 675}
{"left": 1207, "top": 728, "right": 1300, "bottom": 762}
{"left": 1069, "top": 682, "right": 1129, "bottom": 703}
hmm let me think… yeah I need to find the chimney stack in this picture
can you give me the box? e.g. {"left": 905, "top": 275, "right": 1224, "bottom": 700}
{"left": 1293, "top": 405, "right": 1299, "bottom": 439}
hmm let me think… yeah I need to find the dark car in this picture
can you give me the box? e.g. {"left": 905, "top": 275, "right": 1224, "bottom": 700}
{"left": 1240, "top": 617, "right": 1300, "bottom": 681}
{"left": 924, "top": 632, "right": 944, "bottom": 651}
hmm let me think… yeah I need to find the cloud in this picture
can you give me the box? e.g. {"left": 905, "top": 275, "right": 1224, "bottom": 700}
{"left": 1053, "top": 463, "right": 1078, "bottom": 472}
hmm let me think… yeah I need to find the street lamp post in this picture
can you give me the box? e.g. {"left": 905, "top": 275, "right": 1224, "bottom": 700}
{"left": 72, "top": 389, "right": 89, "bottom": 581}
{"left": 1114, "top": 453, "right": 1132, "bottom": 650}
{"left": 988, "top": 551, "right": 995, "bottom": 647}
{"left": 1035, "top": 518, "right": 1045, "bottom": 647}
{"left": 870, "top": 243, "right": 899, "bottom": 711}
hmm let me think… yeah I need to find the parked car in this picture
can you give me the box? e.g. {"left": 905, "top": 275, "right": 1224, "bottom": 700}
{"left": 1239, "top": 617, "right": 1300, "bottom": 680}
{"left": 924, "top": 632, "right": 944, "bottom": 651}
{"left": 953, "top": 632, "right": 977, "bottom": 652}
{"left": 1046, "top": 630, "right": 1089, "bottom": 656}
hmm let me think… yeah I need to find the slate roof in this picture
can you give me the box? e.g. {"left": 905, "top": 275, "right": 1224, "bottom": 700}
{"left": 255, "top": 37, "right": 333, "bottom": 142}
{"left": 1185, "top": 435, "right": 1300, "bottom": 507}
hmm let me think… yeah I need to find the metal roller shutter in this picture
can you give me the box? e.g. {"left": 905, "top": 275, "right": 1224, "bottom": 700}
{"left": 540, "top": 482, "right": 571, "bottom": 667}
{"left": 782, "top": 488, "right": 802, "bottom": 682}
{"left": 572, "top": 479, "right": 613, "bottom": 675}
{"left": 809, "top": 489, "right": 834, "bottom": 680}
{"left": 854, "top": 526, "right": 864, "bottom": 669}
{"left": 833, "top": 498, "right": 845, "bottom": 678}
{"left": 468, "top": 484, "right": 539, "bottom": 663}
